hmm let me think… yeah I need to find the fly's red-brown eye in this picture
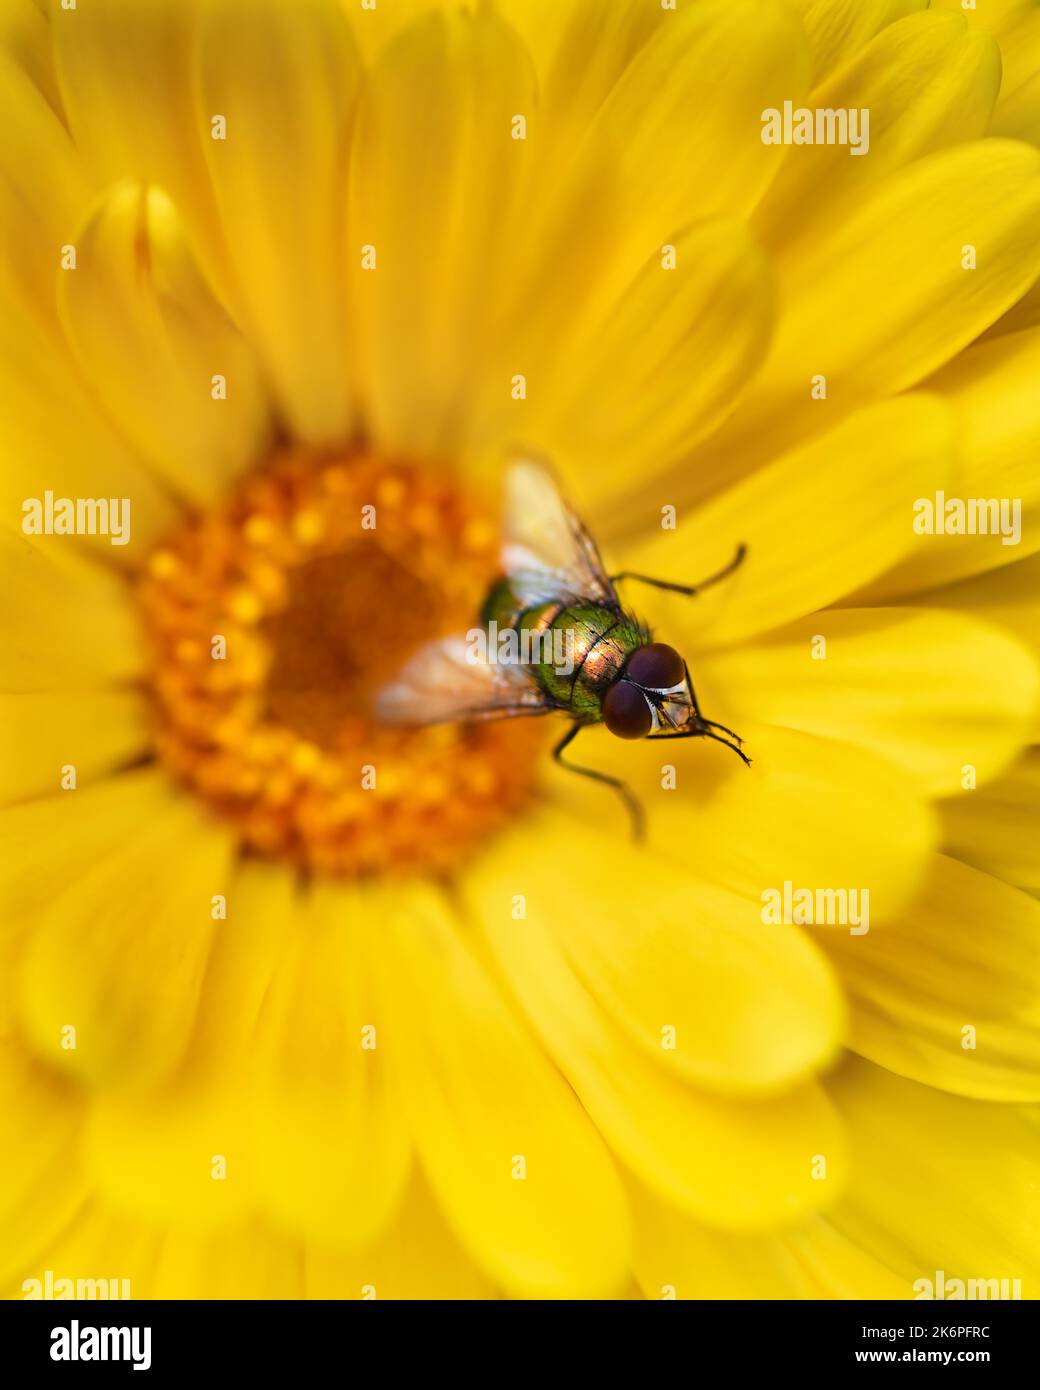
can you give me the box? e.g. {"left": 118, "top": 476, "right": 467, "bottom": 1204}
{"left": 603, "top": 680, "right": 654, "bottom": 739}
{"left": 625, "top": 642, "right": 685, "bottom": 690}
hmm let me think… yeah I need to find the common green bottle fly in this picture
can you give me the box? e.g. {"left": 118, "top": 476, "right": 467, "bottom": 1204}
{"left": 378, "top": 459, "right": 749, "bottom": 838}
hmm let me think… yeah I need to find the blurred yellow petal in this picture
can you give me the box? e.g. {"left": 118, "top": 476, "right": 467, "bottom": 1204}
{"left": 149, "top": 1220, "right": 304, "bottom": 1300}
{"left": 939, "top": 749, "right": 1040, "bottom": 887}
{"left": 0, "top": 689, "right": 151, "bottom": 806}
{"left": 784, "top": 0, "right": 928, "bottom": 83}
{"left": 0, "top": 0, "right": 60, "bottom": 112}
{"left": 0, "top": 770, "right": 174, "bottom": 945}
{"left": 350, "top": 8, "right": 534, "bottom": 457}
{"left": 82, "top": 860, "right": 293, "bottom": 1228}
{"left": 615, "top": 395, "right": 953, "bottom": 646}
{"left": 468, "top": 856, "right": 846, "bottom": 1230}
{"left": 498, "top": 0, "right": 807, "bottom": 392}
{"left": 481, "top": 808, "right": 843, "bottom": 1095}
{"left": 495, "top": 0, "right": 660, "bottom": 130}
{"left": 59, "top": 183, "right": 274, "bottom": 505}
{"left": 379, "top": 882, "right": 631, "bottom": 1299}
{"left": 822, "top": 855, "right": 1040, "bottom": 1101}
{"left": 199, "top": 0, "right": 359, "bottom": 442}
{"left": 629, "top": 1180, "right": 909, "bottom": 1299}
{"left": 543, "top": 724, "right": 936, "bottom": 927}
{"left": 305, "top": 1172, "right": 495, "bottom": 1300}
{"left": 248, "top": 880, "right": 411, "bottom": 1251}
{"left": 532, "top": 220, "right": 772, "bottom": 506}
{"left": 826, "top": 1058, "right": 1040, "bottom": 1291}
{"left": 0, "top": 1036, "right": 87, "bottom": 1291}
{"left": 701, "top": 608, "right": 1039, "bottom": 795}
{"left": 687, "top": 139, "right": 1040, "bottom": 500}
{"left": 17, "top": 788, "right": 235, "bottom": 1091}
{"left": 0, "top": 50, "right": 92, "bottom": 335}
{"left": 1, "top": 293, "right": 180, "bottom": 565}
{"left": 51, "top": 0, "right": 227, "bottom": 290}
{"left": 6, "top": 1203, "right": 160, "bottom": 1302}
{"left": 0, "top": 531, "right": 144, "bottom": 692}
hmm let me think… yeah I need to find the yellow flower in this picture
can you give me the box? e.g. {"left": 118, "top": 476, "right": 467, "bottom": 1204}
{"left": 2, "top": 0, "right": 1039, "bottom": 1300}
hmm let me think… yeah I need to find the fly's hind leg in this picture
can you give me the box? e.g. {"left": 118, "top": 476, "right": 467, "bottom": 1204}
{"left": 553, "top": 724, "right": 646, "bottom": 843}
{"left": 610, "top": 543, "right": 747, "bottom": 598}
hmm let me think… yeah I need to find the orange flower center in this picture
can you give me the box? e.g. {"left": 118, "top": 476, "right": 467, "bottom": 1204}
{"left": 138, "top": 451, "right": 545, "bottom": 876}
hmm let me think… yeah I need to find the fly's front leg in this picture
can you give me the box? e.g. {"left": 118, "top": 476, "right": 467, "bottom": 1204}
{"left": 553, "top": 724, "right": 646, "bottom": 843}
{"left": 681, "top": 660, "right": 743, "bottom": 746}
{"left": 610, "top": 543, "right": 746, "bottom": 598}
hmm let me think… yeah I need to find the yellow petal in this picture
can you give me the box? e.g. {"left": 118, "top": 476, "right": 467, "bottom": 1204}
{"left": 248, "top": 879, "right": 411, "bottom": 1251}
{"left": 467, "top": 854, "right": 847, "bottom": 1230}
{"left": 784, "top": 0, "right": 929, "bottom": 83}
{"left": 899, "top": 558, "right": 1040, "bottom": 745}
{"left": 0, "top": 769, "right": 174, "bottom": 941}
{"left": 59, "top": 183, "right": 274, "bottom": 505}
{"left": 0, "top": 1034, "right": 87, "bottom": 1291}
{"left": 0, "top": 530, "right": 144, "bottom": 692}
{"left": 0, "top": 49, "right": 92, "bottom": 337}
{"left": 543, "top": 723, "right": 935, "bottom": 928}
{"left": 822, "top": 855, "right": 1040, "bottom": 1101}
{"left": 488, "top": 807, "right": 843, "bottom": 1095}
{"left": 628, "top": 1177, "right": 814, "bottom": 1300}
{"left": 1, "top": 291, "right": 181, "bottom": 564}
{"left": 149, "top": 1220, "right": 304, "bottom": 1299}
{"left": 350, "top": 7, "right": 536, "bottom": 458}
{"left": 863, "top": 329, "right": 1040, "bottom": 597}
{"left": 615, "top": 395, "right": 953, "bottom": 647}
{"left": 0, "top": 689, "right": 151, "bottom": 806}
{"left": 378, "top": 881, "right": 631, "bottom": 1298}
{"left": 629, "top": 1179, "right": 909, "bottom": 1299}
{"left": 305, "top": 1172, "right": 495, "bottom": 1300}
{"left": 494, "top": 0, "right": 808, "bottom": 404}
{"left": 701, "top": 608, "right": 1039, "bottom": 795}
{"left": 51, "top": 0, "right": 227, "bottom": 292}
{"left": 754, "top": 11, "right": 1000, "bottom": 253}
{"left": 81, "top": 860, "right": 293, "bottom": 1227}
{"left": 199, "top": 0, "right": 359, "bottom": 442}
{"left": 531, "top": 219, "right": 773, "bottom": 507}
{"left": 495, "top": 0, "right": 662, "bottom": 131}
{"left": 826, "top": 1056, "right": 1040, "bottom": 1292}
{"left": 686, "top": 139, "right": 1040, "bottom": 499}
{"left": 939, "top": 749, "right": 1040, "bottom": 888}
{"left": 17, "top": 784, "right": 235, "bottom": 1091}
{"left": 0, "top": 0, "right": 61, "bottom": 113}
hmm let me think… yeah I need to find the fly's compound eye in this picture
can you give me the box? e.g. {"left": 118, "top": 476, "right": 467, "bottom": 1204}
{"left": 625, "top": 642, "right": 685, "bottom": 690}
{"left": 603, "top": 680, "right": 654, "bottom": 739}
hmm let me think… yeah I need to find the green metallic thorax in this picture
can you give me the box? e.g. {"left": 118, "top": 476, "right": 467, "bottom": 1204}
{"left": 480, "top": 578, "right": 646, "bottom": 722}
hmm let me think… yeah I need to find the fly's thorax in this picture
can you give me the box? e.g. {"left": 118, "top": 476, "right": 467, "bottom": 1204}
{"left": 537, "top": 605, "right": 645, "bottom": 713}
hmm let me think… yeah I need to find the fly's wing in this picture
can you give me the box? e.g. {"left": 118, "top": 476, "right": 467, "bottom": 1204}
{"left": 376, "top": 635, "right": 553, "bottom": 726}
{"left": 502, "top": 458, "right": 618, "bottom": 608}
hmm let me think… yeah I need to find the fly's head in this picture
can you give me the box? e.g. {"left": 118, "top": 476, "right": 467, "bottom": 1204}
{"left": 602, "top": 642, "right": 694, "bottom": 740}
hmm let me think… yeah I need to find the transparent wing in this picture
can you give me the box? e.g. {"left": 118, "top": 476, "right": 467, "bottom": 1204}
{"left": 375, "top": 635, "right": 553, "bottom": 726}
{"left": 501, "top": 457, "right": 617, "bottom": 607}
